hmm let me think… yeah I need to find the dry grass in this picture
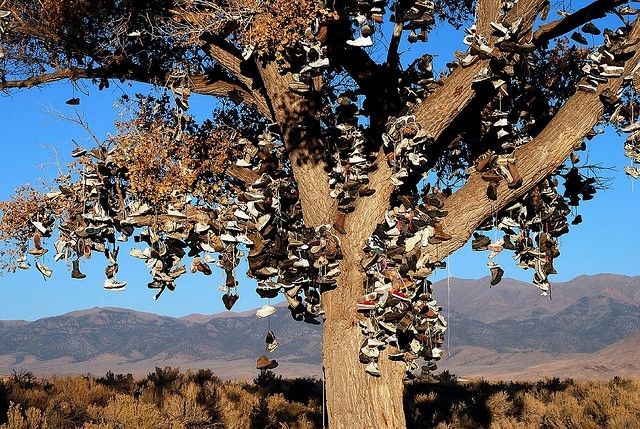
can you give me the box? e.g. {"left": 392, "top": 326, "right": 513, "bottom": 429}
{"left": 1, "top": 370, "right": 640, "bottom": 428}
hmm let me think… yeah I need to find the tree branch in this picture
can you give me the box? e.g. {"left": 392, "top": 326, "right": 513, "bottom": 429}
{"left": 0, "top": 66, "right": 272, "bottom": 118}
{"left": 198, "top": 34, "right": 273, "bottom": 119}
{"left": 532, "top": 0, "right": 626, "bottom": 46}
{"left": 413, "top": 0, "right": 548, "bottom": 140}
{"left": 422, "top": 18, "right": 640, "bottom": 265}
{"left": 386, "top": 21, "right": 404, "bottom": 69}
{"left": 0, "top": 68, "right": 98, "bottom": 90}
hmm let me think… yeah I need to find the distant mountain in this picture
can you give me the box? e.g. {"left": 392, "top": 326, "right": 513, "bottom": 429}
{"left": 1, "top": 274, "right": 639, "bottom": 380}
{"left": 432, "top": 274, "right": 640, "bottom": 323}
{"left": 0, "top": 304, "right": 323, "bottom": 378}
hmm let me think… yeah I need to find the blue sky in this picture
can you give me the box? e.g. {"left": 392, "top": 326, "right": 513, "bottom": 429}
{"left": 0, "top": 6, "right": 639, "bottom": 320}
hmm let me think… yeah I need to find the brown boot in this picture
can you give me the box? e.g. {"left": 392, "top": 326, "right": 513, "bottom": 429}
{"left": 334, "top": 212, "right": 347, "bottom": 235}
{"left": 505, "top": 162, "right": 523, "bottom": 189}
{"left": 71, "top": 259, "right": 86, "bottom": 279}
{"left": 433, "top": 222, "right": 452, "bottom": 242}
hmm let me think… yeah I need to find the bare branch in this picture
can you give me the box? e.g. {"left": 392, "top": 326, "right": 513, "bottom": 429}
{"left": 532, "top": 0, "right": 626, "bottom": 46}
{"left": 0, "top": 66, "right": 271, "bottom": 119}
{"left": 386, "top": 21, "right": 404, "bottom": 68}
{"left": 0, "top": 68, "right": 99, "bottom": 90}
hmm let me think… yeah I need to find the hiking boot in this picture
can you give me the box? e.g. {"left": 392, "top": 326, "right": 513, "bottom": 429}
{"left": 69, "top": 259, "right": 86, "bottom": 279}
{"left": 489, "top": 262, "right": 504, "bottom": 286}
{"left": 432, "top": 222, "right": 452, "bottom": 242}
{"left": 222, "top": 292, "right": 239, "bottom": 310}
{"left": 472, "top": 233, "right": 491, "bottom": 250}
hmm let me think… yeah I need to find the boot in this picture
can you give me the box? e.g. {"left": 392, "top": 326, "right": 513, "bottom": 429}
{"left": 334, "top": 212, "right": 347, "bottom": 235}
{"left": 71, "top": 259, "right": 86, "bottom": 279}
{"left": 432, "top": 222, "right": 452, "bottom": 241}
{"left": 489, "top": 263, "right": 504, "bottom": 286}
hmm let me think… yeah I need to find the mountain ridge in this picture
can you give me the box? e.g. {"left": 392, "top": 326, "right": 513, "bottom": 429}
{"left": 1, "top": 273, "right": 639, "bottom": 380}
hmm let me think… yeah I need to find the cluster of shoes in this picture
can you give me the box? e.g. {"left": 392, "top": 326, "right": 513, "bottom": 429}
{"left": 288, "top": 18, "right": 331, "bottom": 94}
{"left": 472, "top": 177, "right": 571, "bottom": 295}
{"left": 256, "top": 330, "right": 279, "bottom": 371}
{"left": 395, "top": 0, "right": 435, "bottom": 44}
{"left": 382, "top": 115, "right": 432, "bottom": 186}
{"left": 354, "top": 188, "right": 451, "bottom": 377}
{"left": 475, "top": 149, "right": 523, "bottom": 199}
{"left": 325, "top": 95, "right": 377, "bottom": 214}
{"left": 345, "top": 0, "right": 386, "bottom": 29}
{"left": 18, "top": 147, "right": 129, "bottom": 291}
{"left": 576, "top": 21, "right": 634, "bottom": 93}
{"left": 401, "top": 54, "right": 439, "bottom": 106}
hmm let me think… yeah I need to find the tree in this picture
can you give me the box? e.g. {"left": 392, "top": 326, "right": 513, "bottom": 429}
{"left": 0, "top": 0, "right": 638, "bottom": 427}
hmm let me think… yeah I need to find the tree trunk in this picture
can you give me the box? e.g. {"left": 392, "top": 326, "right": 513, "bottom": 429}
{"left": 321, "top": 152, "right": 406, "bottom": 429}
{"left": 258, "top": 64, "right": 408, "bottom": 428}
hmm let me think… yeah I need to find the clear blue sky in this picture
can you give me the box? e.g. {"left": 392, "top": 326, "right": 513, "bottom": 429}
{"left": 0, "top": 6, "right": 639, "bottom": 320}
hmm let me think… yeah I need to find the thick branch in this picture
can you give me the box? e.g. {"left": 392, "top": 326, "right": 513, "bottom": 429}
{"left": 422, "top": 18, "right": 640, "bottom": 265}
{"left": 257, "top": 63, "right": 336, "bottom": 227}
{"left": 533, "top": 0, "right": 626, "bottom": 46}
{"left": 189, "top": 74, "right": 272, "bottom": 119}
{"left": 413, "top": 0, "right": 547, "bottom": 139}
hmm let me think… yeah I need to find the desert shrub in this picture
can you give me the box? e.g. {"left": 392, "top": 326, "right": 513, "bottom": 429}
{"left": 185, "top": 369, "right": 220, "bottom": 386}
{"left": 87, "top": 394, "right": 164, "bottom": 429}
{"left": 0, "top": 402, "right": 49, "bottom": 429}
{"left": 44, "top": 392, "right": 90, "bottom": 429}
{"left": 96, "top": 372, "right": 137, "bottom": 395}
{"left": 218, "top": 383, "right": 256, "bottom": 429}
{"left": 48, "top": 377, "right": 113, "bottom": 409}
{"left": 162, "top": 383, "right": 210, "bottom": 428}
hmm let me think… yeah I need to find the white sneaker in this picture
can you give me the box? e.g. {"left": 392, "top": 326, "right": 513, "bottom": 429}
{"left": 365, "top": 361, "right": 381, "bottom": 376}
{"left": 431, "top": 346, "right": 444, "bottom": 359}
{"left": 234, "top": 209, "right": 251, "bottom": 221}
{"left": 220, "top": 233, "right": 236, "bottom": 242}
{"left": 31, "top": 220, "right": 48, "bottom": 234}
{"left": 360, "top": 346, "right": 379, "bottom": 359}
{"left": 236, "top": 234, "right": 253, "bottom": 245}
{"left": 346, "top": 36, "right": 373, "bottom": 47}
{"left": 256, "top": 304, "right": 277, "bottom": 318}
{"left": 104, "top": 278, "right": 126, "bottom": 291}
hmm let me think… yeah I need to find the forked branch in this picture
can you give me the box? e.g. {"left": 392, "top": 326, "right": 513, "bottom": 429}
{"left": 422, "top": 18, "right": 640, "bottom": 265}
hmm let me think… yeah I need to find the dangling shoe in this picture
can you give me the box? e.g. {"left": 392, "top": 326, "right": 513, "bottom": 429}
{"left": 71, "top": 259, "right": 86, "bottom": 279}
{"left": 488, "top": 261, "right": 504, "bottom": 286}
{"left": 104, "top": 278, "right": 126, "bottom": 291}
{"left": 256, "top": 355, "right": 279, "bottom": 370}
{"left": 266, "top": 331, "right": 279, "bottom": 352}
{"left": 35, "top": 261, "right": 53, "bottom": 279}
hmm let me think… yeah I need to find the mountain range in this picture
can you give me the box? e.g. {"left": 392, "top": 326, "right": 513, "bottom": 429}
{"left": 1, "top": 273, "right": 639, "bottom": 380}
